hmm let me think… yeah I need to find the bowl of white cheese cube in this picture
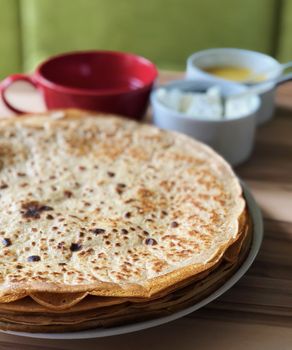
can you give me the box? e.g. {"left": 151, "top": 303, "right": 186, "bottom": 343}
{"left": 151, "top": 79, "right": 261, "bottom": 166}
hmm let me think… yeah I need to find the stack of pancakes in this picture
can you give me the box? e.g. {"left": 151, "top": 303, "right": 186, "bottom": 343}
{"left": 0, "top": 110, "right": 252, "bottom": 333}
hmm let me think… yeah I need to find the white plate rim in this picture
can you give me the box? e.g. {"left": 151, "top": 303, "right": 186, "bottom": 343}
{"left": 2, "top": 181, "right": 263, "bottom": 340}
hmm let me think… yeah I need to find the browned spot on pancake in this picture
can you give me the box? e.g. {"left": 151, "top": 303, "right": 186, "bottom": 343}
{"left": 0, "top": 182, "right": 8, "bottom": 189}
{"left": 27, "top": 255, "right": 41, "bottom": 262}
{"left": 70, "top": 243, "right": 82, "bottom": 252}
{"left": 116, "top": 183, "right": 126, "bottom": 195}
{"left": 21, "top": 201, "right": 54, "bottom": 219}
{"left": 57, "top": 242, "right": 65, "bottom": 249}
{"left": 91, "top": 228, "right": 105, "bottom": 235}
{"left": 2, "top": 238, "right": 12, "bottom": 247}
{"left": 17, "top": 172, "right": 26, "bottom": 177}
{"left": 128, "top": 146, "right": 151, "bottom": 161}
{"left": 64, "top": 190, "right": 73, "bottom": 198}
{"left": 171, "top": 221, "right": 179, "bottom": 228}
{"left": 145, "top": 238, "right": 158, "bottom": 246}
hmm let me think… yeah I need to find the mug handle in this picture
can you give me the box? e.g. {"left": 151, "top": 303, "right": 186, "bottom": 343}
{"left": 0, "top": 74, "right": 38, "bottom": 114}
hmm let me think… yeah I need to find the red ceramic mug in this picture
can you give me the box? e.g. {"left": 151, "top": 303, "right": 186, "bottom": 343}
{"left": 0, "top": 50, "right": 158, "bottom": 119}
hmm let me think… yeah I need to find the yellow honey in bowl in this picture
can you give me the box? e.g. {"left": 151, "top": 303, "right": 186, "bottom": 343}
{"left": 203, "top": 66, "right": 253, "bottom": 82}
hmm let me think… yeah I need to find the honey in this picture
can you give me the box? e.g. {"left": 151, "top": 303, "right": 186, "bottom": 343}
{"left": 203, "top": 66, "right": 253, "bottom": 82}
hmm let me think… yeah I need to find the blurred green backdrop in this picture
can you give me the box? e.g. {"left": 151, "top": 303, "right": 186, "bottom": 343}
{"left": 1, "top": 0, "right": 292, "bottom": 78}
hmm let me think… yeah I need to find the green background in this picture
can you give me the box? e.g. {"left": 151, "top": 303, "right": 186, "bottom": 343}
{"left": 1, "top": 0, "right": 292, "bottom": 78}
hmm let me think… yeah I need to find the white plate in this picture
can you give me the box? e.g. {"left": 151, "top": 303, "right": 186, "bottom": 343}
{"left": 3, "top": 181, "right": 263, "bottom": 340}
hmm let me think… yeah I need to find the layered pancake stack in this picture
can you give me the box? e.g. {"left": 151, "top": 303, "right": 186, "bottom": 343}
{"left": 0, "top": 110, "right": 251, "bottom": 332}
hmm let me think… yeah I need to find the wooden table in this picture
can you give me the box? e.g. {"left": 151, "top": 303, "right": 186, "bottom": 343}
{"left": 0, "top": 72, "right": 291, "bottom": 350}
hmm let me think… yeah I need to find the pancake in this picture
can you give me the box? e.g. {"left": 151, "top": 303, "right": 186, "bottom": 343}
{"left": 0, "top": 209, "right": 248, "bottom": 315}
{"left": 0, "top": 109, "right": 249, "bottom": 333}
{"left": 0, "top": 109, "right": 245, "bottom": 304}
{"left": 0, "top": 215, "right": 252, "bottom": 332}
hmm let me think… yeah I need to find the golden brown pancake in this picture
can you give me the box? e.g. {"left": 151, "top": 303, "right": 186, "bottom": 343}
{"left": 0, "top": 215, "right": 252, "bottom": 332}
{"left": 0, "top": 109, "right": 245, "bottom": 301}
{"left": 0, "top": 109, "right": 250, "bottom": 332}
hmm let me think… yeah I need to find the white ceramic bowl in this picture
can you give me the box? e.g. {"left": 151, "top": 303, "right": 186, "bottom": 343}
{"left": 186, "top": 48, "right": 288, "bottom": 125}
{"left": 151, "top": 80, "right": 261, "bottom": 166}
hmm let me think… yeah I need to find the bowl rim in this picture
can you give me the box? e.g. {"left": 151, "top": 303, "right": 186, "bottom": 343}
{"left": 186, "top": 48, "right": 281, "bottom": 83}
{"left": 151, "top": 79, "right": 261, "bottom": 123}
{"left": 34, "top": 50, "right": 158, "bottom": 96}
